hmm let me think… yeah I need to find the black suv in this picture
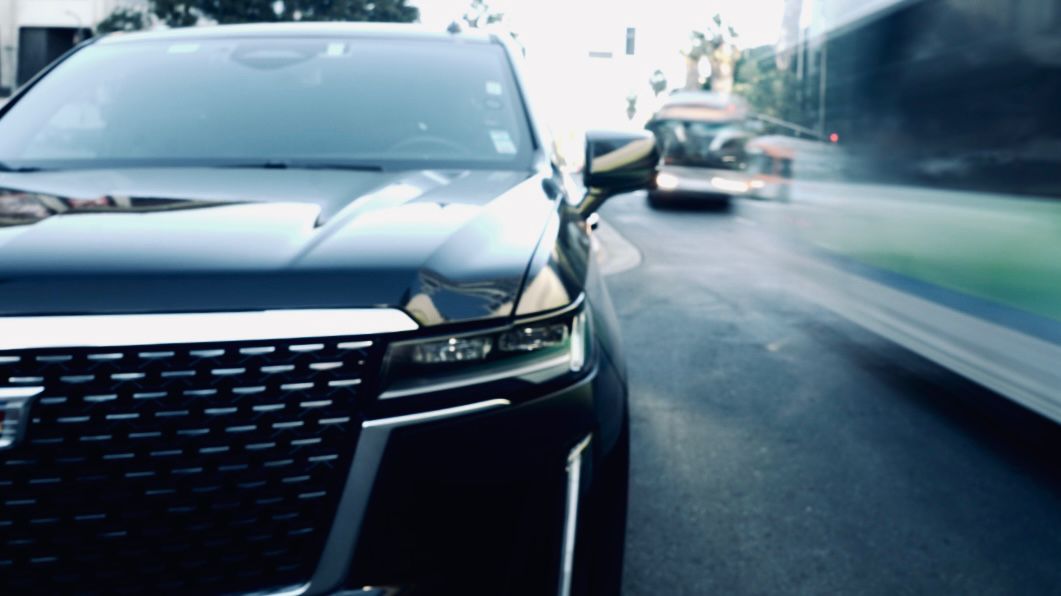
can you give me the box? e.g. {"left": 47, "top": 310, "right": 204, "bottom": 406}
{"left": 0, "top": 24, "right": 657, "bottom": 595}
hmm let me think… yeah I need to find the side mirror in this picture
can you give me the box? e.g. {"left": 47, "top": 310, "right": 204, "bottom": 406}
{"left": 579, "top": 130, "right": 659, "bottom": 217}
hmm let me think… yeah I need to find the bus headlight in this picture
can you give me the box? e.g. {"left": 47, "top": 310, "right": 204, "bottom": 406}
{"left": 656, "top": 172, "right": 680, "bottom": 190}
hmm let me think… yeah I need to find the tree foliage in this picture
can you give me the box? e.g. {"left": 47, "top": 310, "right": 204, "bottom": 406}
{"left": 733, "top": 45, "right": 816, "bottom": 129}
{"left": 151, "top": 0, "right": 418, "bottom": 28}
{"left": 96, "top": 7, "right": 150, "bottom": 33}
{"left": 462, "top": 0, "right": 503, "bottom": 28}
{"left": 683, "top": 14, "right": 740, "bottom": 92}
{"left": 150, "top": 1, "right": 203, "bottom": 27}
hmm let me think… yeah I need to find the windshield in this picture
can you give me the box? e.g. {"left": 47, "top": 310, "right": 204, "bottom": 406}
{"left": 0, "top": 37, "right": 534, "bottom": 170}
{"left": 649, "top": 119, "right": 747, "bottom": 169}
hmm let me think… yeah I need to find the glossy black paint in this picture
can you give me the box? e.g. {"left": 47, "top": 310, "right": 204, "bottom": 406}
{"left": 0, "top": 24, "right": 649, "bottom": 595}
{"left": 349, "top": 369, "right": 602, "bottom": 594}
{"left": 0, "top": 167, "right": 566, "bottom": 326}
{"left": 579, "top": 130, "right": 660, "bottom": 217}
{"left": 0, "top": 48, "right": 653, "bottom": 332}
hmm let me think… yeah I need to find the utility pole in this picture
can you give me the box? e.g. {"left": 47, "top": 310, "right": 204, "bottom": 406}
{"left": 818, "top": 34, "right": 827, "bottom": 138}
{"left": 1, "top": 0, "right": 18, "bottom": 94}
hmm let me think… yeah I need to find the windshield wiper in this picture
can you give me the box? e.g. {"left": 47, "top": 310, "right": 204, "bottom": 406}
{"left": 216, "top": 160, "right": 384, "bottom": 172}
{"left": 0, "top": 162, "right": 44, "bottom": 173}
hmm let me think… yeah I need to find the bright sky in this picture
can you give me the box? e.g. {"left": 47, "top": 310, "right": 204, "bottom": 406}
{"left": 413, "top": 0, "right": 787, "bottom": 47}
{"left": 412, "top": 0, "right": 788, "bottom": 134}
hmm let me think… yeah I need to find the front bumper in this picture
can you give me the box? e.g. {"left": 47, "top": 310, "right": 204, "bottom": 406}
{"left": 0, "top": 310, "right": 625, "bottom": 596}
{"left": 655, "top": 165, "right": 749, "bottom": 198}
{"left": 309, "top": 355, "right": 625, "bottom": 596}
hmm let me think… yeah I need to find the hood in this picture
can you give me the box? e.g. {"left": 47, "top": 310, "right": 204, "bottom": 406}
{"left": 0, "top": 167, "right": 562, "bottom": 326}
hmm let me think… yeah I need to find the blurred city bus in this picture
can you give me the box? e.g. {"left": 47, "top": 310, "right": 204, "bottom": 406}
{"left": 644, "top": 91, "right": 754, "bottom": 206}
{"left": 744, "top": 135, "right": 795, "bottom": 202}
{"left": 746, "top": 0, "right": 1061, "bottom": 422}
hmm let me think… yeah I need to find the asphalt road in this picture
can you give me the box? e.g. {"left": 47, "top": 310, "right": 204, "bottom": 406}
{"left": 599, "top": 194, "right": 1061, "bottom": 596}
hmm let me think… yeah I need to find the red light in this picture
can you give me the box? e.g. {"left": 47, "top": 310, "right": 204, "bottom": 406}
{"left": 829, "top": 132, "right": 839, "bottom": 143}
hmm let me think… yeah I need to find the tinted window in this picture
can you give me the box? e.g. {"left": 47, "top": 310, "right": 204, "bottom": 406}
{"left": 0, "top": 37, "right": 533, "bottom": 170}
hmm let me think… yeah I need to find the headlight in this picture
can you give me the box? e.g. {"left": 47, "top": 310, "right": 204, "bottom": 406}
{"left": 379, "top": 306, "right": 590, "bottom": 399}
{"left": 656, "top": 172, "right": 680, "bottom": 190}
{"left": 709, "top": 176, "right": 749, "bottom": 193}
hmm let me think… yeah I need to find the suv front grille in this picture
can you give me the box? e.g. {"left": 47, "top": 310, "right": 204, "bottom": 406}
{"left": 0, "top": 336, "right": 379, "bottom": 594}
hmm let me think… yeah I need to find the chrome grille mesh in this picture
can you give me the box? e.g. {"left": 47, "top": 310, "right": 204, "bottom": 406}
{"left": 0, "top": 336, "right": 378, "bottom": 594}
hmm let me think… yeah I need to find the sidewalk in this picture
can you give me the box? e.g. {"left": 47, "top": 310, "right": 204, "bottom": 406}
{"left": 593, "top": 218, "right": 642, "bottom": 276}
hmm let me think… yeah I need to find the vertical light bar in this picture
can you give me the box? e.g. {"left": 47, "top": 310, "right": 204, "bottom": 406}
{"left": 558, "top": 434, "right": 592, "bottom": 596}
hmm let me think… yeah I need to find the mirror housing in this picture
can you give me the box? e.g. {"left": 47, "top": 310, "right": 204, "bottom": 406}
{"left": 579, "top": 130, "right": 659, "bottom": 217}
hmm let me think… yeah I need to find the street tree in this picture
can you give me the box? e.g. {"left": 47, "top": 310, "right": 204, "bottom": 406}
{"left": 151, "top": 0, "right": 418, "bottom": 28}
{"left": 649, "top": 69, "right": 667, "bottom": 96}
{"left": 682, "top": 13, "right": 741, "bottom": 92}
{"left": 462, "top": 0, "right": 504, "bottom": 28}
{"left": 96, "top": 7, "right": 150, "bottom": 33}
{"left": 733, "top": 44, "right": 813, "bottom": 130}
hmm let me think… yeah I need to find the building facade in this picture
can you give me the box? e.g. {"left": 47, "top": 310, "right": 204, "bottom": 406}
{"left": 0, "top": 0, "right": 146, "bottom": 94}
{"left": 770, "top": 0, "right": 1061, "bottom": 196}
